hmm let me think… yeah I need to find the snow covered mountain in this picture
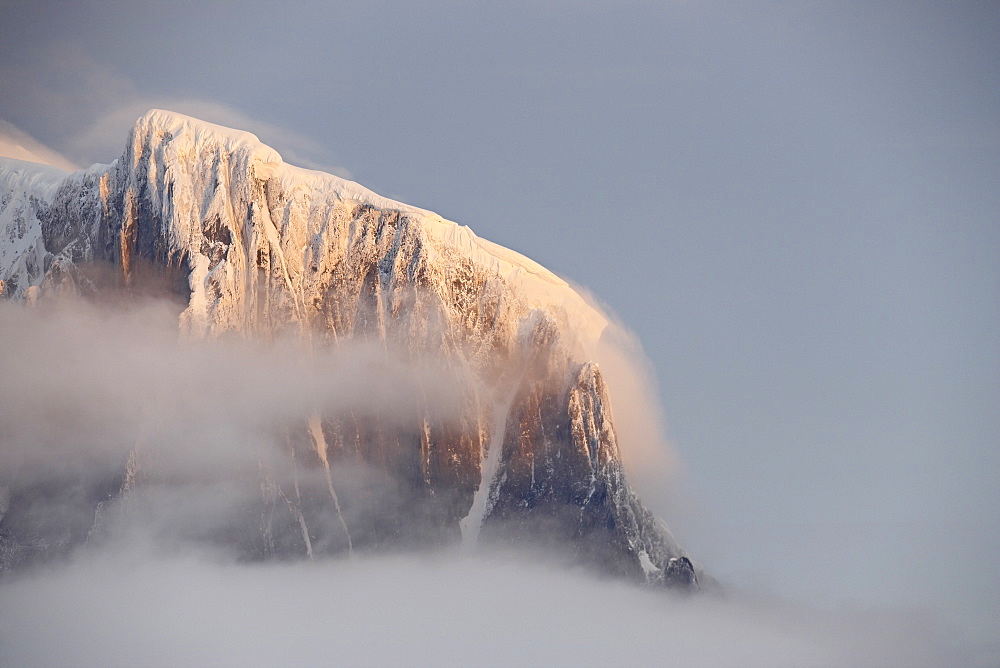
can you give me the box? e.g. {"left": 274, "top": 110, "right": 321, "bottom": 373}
{"left": 0, "top": 110, "right": 699, "bottom": 589}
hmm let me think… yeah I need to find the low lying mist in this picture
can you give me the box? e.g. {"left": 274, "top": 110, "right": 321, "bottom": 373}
{"left": 0, "top": 295, "right": 477, "bottom": 565}
{"left": 0, "top": 546, "right": 962, "bottom": 666}
{"left": 0, "top": 296, "right": 465, "bottom": 483}
{"left": 0, "top": 296, "right": 969, "bottom": 665}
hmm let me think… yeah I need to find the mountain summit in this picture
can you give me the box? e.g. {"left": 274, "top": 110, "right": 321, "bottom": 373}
{"left": 0, "top": 110, "right": 700, "bottom": 589}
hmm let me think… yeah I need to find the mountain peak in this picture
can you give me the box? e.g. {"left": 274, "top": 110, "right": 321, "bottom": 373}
{"left": 0, "top": 112, "right": 693, "bottom": 589}
{"left": 134, "top": 108, "right": 275, "bottom": 156}
{"left": 125, "top": 109, "right": 610, "bottom": 350}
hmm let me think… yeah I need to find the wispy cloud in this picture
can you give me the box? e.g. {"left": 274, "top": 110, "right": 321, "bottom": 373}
{"left": 0, "top": 41, "right": 351, "bottom": 176}
{"left": 0, "top": 118, "right": 79, "bottom": 171}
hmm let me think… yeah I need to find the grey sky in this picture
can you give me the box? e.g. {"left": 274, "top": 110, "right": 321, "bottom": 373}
{"left": 1, "top": 0, "right": 997, "bottom": 656}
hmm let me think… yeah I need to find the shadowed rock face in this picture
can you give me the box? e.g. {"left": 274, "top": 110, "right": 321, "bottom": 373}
{"left": 0, "top": 111, "right": 699, "bottom": 590}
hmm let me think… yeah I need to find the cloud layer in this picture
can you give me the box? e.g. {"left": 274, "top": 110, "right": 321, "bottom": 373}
{"left": 0, "top": 288, "right": 975, "bottom": 666}
{"left": 0, "top": 547, "right": 966, "bottom": 667}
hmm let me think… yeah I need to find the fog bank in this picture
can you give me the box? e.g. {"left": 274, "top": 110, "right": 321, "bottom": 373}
{"left": 0, "top": 549, "right": 965, "bottom": 667}
{"left": 0, "top": 286, "right": 978, "bottom": 665}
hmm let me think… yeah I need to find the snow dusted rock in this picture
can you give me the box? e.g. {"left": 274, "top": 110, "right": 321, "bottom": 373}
{"left": 0, "top": 158, "right": 65, "bottom": 300}
{"left": 0, "top": 111, "right": 699, "bottom": 589}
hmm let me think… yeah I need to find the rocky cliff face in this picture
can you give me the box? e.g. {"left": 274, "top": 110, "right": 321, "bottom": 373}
{"left": 0, "top": 111, "right": 698, "bottom": 588}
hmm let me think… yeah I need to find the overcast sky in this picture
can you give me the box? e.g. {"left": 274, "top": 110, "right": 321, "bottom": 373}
{"left": 1, "top": 0, "right": 998, "bottom": 659}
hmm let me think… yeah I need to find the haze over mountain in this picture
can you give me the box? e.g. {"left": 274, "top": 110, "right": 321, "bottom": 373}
{"left": 1, "top": 4, "right": 996, "bottom": 661}
{"left": 0, "top": 109, "right": 973, "bottom": 667}
{"left": 0, "top": 110, "right": 702, "bottom": 590}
